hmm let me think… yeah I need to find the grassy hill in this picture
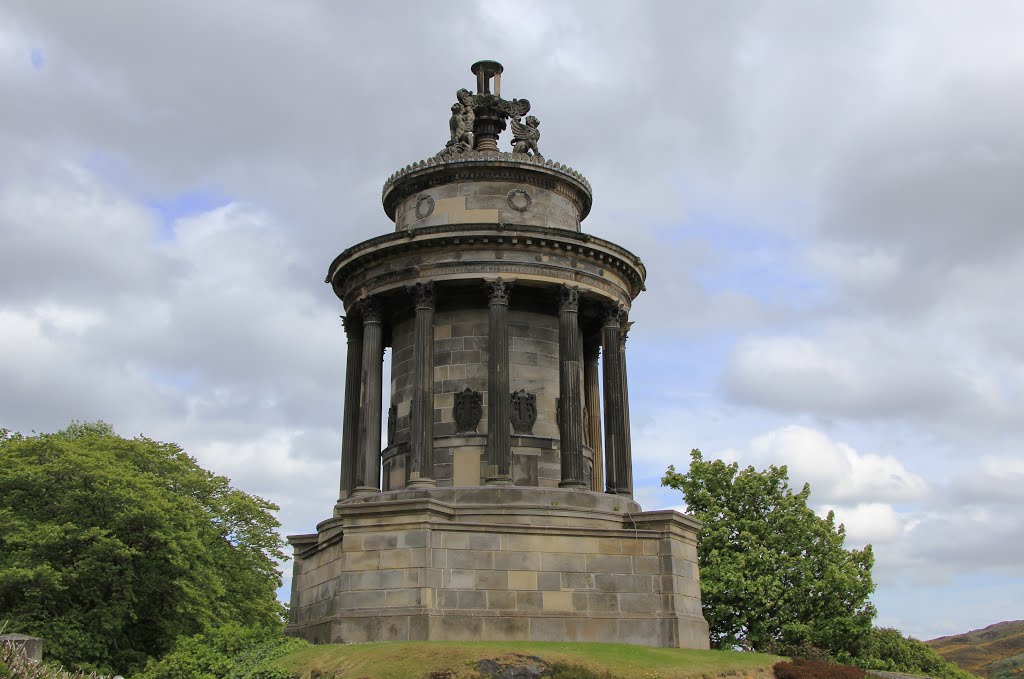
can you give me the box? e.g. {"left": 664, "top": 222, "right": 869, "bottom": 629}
{"left": 265, "top": 641, "right": 781, "bottom": 679}
{"left": 928, "top": 621, "right": 1024, "bottom": 679}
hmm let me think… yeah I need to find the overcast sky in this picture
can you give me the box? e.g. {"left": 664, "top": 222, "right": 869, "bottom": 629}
{"left": 2, "top": 1, "right": 1022, "bottom": 641}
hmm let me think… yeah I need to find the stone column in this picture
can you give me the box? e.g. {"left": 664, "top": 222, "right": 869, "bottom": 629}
{"left": 584, "top": 336, "right": 603, "bottom": 493}
{"left": 485, "top": 278, "right": 513, "bottom": 485}
{"left": 407, "top": 282, "right": 437, "bottom": 488}
{"left": 558, "top": 285, "right": 586, "bottom": 488}
{"left": 338, "top": 314, "right": 363, "bottom": 501}
{"left": 601, "top": 303, "right": 629, "bottom": 495}
{"left": 620, "top": 319, "right": 635, "bottom": 496}
{"left": 352, "top": 298, "right": 384, "bottom": 496}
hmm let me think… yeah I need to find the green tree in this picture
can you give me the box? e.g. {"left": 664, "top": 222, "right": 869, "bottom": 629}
{"left": 662, "top": 449, "right": 876, "bottom": 655}
{"left": 0, "top": 422, "right": 287, "bottom": 675}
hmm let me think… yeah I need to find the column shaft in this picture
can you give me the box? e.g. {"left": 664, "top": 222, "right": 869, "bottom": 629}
{"left": 601, "top": 304, "right": 629, "bottom": 495}
{"left": 485, "top": 279, "right": 513, "bottom": 485}
{"left": 558, "top": 286, "right": 585, "bottom": 488}
{"left": 584, "top": 338, "right": 603, "bottom": 493}
{"left": 353, "top": 299, "right": 384, "bottom": 496}
{"left": 338, "top": 315, "right": 363, "bottom": 501}
{"left": 408, "top": 282, "right": 436, "bottom": 487}
{"left": 620, "top": 320, "right": 634, "bottom": 496}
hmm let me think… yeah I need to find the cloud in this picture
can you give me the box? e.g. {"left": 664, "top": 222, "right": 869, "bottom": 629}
{"left": 740, "top": 425, "right": 929, "bottom": 504}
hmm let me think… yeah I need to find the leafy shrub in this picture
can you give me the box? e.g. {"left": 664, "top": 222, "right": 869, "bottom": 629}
{"left": 136, "top": 625, "right": 308, "bottom": 679}
{"left": 855, "top": 627, "right": 977, "bottom": 679}
{"left": 773, "top": 658, "right": 866, "bottom": 679}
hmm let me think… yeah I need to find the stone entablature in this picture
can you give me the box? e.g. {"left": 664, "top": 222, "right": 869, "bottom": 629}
{"left": 383, "top": 152, "right": 593, "bottom": 230}
{"left": 327, "top": 223, "right": 646, "bottom": 308}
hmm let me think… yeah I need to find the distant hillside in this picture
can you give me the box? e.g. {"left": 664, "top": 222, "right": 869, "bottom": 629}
{"left": 928, "top": 621, "right": 1024, "bottom": 679}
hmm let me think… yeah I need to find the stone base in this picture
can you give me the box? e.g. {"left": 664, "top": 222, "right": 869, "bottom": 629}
{"left": 286, "top": 487, "right": 710, "bottom": 649}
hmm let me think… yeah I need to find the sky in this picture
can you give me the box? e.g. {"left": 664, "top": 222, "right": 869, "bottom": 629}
{"left": 2, "top": 1, "right": 1022, "bottom": 641}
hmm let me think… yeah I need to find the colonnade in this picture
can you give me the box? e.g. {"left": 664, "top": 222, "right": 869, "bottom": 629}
{"left": 338, "top": 281, "right": 634, "bottom": 500}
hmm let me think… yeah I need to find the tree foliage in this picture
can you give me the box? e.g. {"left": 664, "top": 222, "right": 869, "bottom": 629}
{"left": 0, "top": 422, "right": 287, "bottom": 675}
{"left": 662, "top": 449, "right": 876, "bottom": 655}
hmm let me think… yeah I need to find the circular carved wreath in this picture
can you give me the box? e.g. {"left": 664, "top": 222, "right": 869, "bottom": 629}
{"left": 507, "top": 189, "right": 532, "bottom": 212}
{"left": 414, "top": 194, "right": 435, "bottom": 220}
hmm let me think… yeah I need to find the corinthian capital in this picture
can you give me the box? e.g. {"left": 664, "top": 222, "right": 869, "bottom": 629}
{"left": 602, "top": 302, "right": 625, "bottom": 327}
{"left": 559, "top": 285, "right": 580, "bottom": 313}
{"left": 341, "top": 314, "right": 363, "bottom": 339}
{"left": 357, "top": 297, "right": 383, "bottom": 324}
{"left": 485, "top": 278, "right": 513, "bottom": 305}
{"left": 407, "top": 281, "right": 436, "bottom": 310}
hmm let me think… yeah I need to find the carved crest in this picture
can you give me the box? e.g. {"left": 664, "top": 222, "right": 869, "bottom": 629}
{"left": 453, "top": 387, "right": 483, "bottom": 433}
{"left": 387, "top": 404, "right": 397, "bottom": 445}
{"left": 509, "top": 389, "right": 537, "bottom": 435}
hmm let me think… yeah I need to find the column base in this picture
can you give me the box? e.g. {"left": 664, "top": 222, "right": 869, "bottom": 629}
{"left": 558, "top": 480, "right": 586, "bottom": 489}
{"left": 485, "top": 476, "right": 514, "bottom": 486}
{"left": 350, "top": 486, "right": 381, "bottom": 497}
{"left": 407, "top": 477, "right": 437, "bottom": 489}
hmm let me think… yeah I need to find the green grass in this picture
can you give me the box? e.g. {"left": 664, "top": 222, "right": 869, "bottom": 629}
{"left": 267, "top": 641, "right": 780, "bottom": 679}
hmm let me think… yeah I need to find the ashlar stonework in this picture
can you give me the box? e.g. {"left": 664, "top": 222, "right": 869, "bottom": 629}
{"left": 286, "top": 61, "right": 710, "bottom": 649}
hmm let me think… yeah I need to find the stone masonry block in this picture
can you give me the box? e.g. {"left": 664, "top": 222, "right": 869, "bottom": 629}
{"left": 456, "top": 590, "right": 487, "bottom": 609}
{"left": 476, "top": 570, "right": 508, "bottom": 590}
{"left": 561, "top": 572, "right": 595, "bottom": 590}
{"left": 530, "top": 617, "right": 566, "bottom": 641}
{"left": 588, "top": 592, "right": 619, "bottom": 612}
{"left": 540, "top": 552, "right": 586, "bottom": 572}
{"left": 507, "top": 570, "right": 537, "bottom": 590}
{"left": 543, "top": 591, "right": 573, "bottom": 611}
{"left": 487, "top": 590, "right": 517, "bottom": 610}
{"left": 516, "top": 591, "right": 543, "bottom": 611}
{"left": 619, "top": 593, "right": 662, "bottom": 614}
{"left": 483, "top": 616, "right": 530, "bottom": 641}
{"left": 385, "top": 588, "right": 421, "bottom": 607}
{"left": 362, "top": 533, "right": 399, "bottom": 551}
{"left": 586, "top": 554, "right": 633, "bottom": 574}
{"left": 451, "top": 569, "right": 475, "bottom": 589}
{"left": 345, "top": 550, "right": 379, "bottom": 571}
{"left": 537, "top": 572, "right": 561, "bottom": 591}
{"left": 494, "top": 551, "right": 540, "bottom": 571}
{"left": 448, "top": 549, "right": 493, "bottom": 570}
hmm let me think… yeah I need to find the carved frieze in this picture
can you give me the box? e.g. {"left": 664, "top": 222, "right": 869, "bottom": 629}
{"left": 454, "top": 387, "right": 483, "bottom": 433}
{"left": 509, "top": 389, "right": 537, "bottom": 435}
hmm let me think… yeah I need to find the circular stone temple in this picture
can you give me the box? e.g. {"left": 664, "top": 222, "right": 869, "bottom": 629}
{"left": 286, "top": 62, "right": 710, "bottom": 649}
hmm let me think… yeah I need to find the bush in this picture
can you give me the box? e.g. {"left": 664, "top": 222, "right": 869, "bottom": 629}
{"left": 774, "top": 659, "right": 866, "bottom": 679}
{"left": 136, "top": 625, "right": 309, "bottom": 679}
{"left": 855, "top": 627, "right": 977, "bottom": 679}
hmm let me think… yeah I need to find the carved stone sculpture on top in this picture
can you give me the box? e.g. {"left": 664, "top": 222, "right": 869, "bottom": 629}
{"left": 510, "top": 115, "right": 542, "bottom": 158}
{"left": 443, "top": 88, "right": 476, "bottom": 158}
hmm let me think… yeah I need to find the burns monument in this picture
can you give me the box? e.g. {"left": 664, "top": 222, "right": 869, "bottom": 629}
{"left": 286, "top": 61, "right": 710, "bottom": 648}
